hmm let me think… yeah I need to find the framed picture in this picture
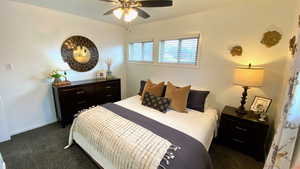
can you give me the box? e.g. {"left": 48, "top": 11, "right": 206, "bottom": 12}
{"left": 96, "top": 70, "right": 107, "bottom": 80}
{"left": 250, "top": 96, "right": 272, "bottom": 113}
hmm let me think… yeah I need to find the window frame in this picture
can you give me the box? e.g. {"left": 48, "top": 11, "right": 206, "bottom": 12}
{"left": 128, "top": 40, "right": 154, "bottom": 63}
{"left": 127, "top": 33, "right": 201, "bottom": 68}
{"left": 158, "top": 36, "right": 200, "bottom": 66}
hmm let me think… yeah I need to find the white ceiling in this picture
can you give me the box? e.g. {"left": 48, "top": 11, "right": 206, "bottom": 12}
{"left": 11, "top": 0, "right": 237, "bottom": 26}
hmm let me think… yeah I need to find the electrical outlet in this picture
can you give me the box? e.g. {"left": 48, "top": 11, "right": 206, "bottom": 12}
{"left": 3, "top": 64, "right": 14, "bottom": 71}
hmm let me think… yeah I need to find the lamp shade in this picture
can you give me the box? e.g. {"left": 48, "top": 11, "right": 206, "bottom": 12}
{"left": 234, "top": 67, "right": 264, "bottom": 87}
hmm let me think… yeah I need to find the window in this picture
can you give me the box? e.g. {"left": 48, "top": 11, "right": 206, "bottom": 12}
{"left": 159, "top": 37, "right": 199, "bottom": 65}
{"left": 128, "top": 41, "right": 153, "bottom": 62}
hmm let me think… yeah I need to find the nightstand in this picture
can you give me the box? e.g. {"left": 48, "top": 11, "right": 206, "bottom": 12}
{"left": 218, "top": 106, "right": 269, "bottom": 161}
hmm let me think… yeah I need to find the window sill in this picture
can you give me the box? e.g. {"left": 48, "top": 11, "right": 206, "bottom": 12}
{"left": 127, "top": 61, "right": 200, "bottom": 69}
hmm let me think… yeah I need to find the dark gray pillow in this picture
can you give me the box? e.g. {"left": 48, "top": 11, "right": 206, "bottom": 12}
{"left": 138, "top": 80, "right": 147, "bottom": 96}
{"left": 187, "top": 90, "right": 210, "bottom": 112}
{"left": 142, "top": 92, "right": 170, "bottom": 113}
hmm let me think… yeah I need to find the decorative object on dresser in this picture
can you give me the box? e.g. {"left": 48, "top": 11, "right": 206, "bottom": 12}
{"left": 104, "top": 56, "right": 113, "bottom": 79}
{"left": 218, "top": 106, "right": 269, "bottom": 161}
{"left": 234, "top": 64, "right": 264, "bottom": 114}
{"left": 96, "top": 69, "right": 107, "bottom": 80}
{"left": 61, "top": 35, "right": 99, "bottom": 72}
{"left": 52, "top": 79, "right": 121, "bottom": 127}
{"left": 48, "top": 69, "right": 68, "bottom": 86}
{"left": 250, "top": 96, "right": 272, "bottom": 122}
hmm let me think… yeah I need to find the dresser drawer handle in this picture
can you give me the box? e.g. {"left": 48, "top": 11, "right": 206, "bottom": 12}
{"left": 76, "top": 91, "right": 85, "bottom": 95}
{"left": 61, "top": 88, "right": 75, "bottom": 92}
{"left": 232, "top": 138, "right": 245, "bottom": 144}
{"left": 106, "top": 94, "right": 112, "bottom": 97}
{"left": 77, "top": 101, "right": 86, "bottom": 104}
{"left": 106, "top": 86, "right": 112, "bottom": 89}
{"left": 235, "top": 126, "right": 247, "bottom": 132}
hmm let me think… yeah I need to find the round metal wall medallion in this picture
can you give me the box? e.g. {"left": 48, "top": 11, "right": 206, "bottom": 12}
{"left": 61, "top": 36, "right": 99, "bottom": 72}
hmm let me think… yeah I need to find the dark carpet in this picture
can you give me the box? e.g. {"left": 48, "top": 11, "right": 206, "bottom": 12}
{"left": 0, "top": 123, "right": 264, "bottom": 169}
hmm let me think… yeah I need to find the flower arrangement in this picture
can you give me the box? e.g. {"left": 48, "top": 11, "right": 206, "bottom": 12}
{"left": 105, "top": 56, "right": 113, "bottom": 79}
{"left": 48, "top": 69, "right": 66, "bottom": 85}
{"left": 48, "top": 69, "right": 64, "bottom": 79}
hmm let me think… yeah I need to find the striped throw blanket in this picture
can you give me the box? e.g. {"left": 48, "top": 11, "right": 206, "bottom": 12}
{"left": 65, "top": 106, "right": 174, "bottom": 169}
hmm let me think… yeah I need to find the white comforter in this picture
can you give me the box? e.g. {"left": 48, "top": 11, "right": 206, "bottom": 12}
{"left": 115, "top": 95, "right": 219, "bottom": 150}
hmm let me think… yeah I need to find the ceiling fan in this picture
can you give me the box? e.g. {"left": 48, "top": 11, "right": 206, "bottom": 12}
{"left": 100, "top": 0, "right": 173, "bottom": 22}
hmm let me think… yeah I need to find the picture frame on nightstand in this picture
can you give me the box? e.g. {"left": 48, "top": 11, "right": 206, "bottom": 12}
{"left": 250, "top": 96, "right": 272, "bottom": 113}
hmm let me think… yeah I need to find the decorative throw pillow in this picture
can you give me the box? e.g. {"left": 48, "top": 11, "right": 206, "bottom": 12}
{"left": 165, "top": 82, "right": 191, "bottom": 113}
{"left": 138, "top": 80, "right": 167, "bottom": 97}
{"left": 187, "top": 90, "right": 210, "bottom": 112}
{"left": 138, "top": 80, "right": 147, "bottom": 96}
{"left": 142, "top": 92, "right": 170, "bottom": 113}
{"left": 141, "top": 80, "right": 165, "bottom": 100}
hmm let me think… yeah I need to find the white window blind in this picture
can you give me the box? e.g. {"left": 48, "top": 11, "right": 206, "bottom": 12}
{"left": 128, "top": 41, "right": 153, "bottom": 62}
{"left": 159, "top": 37, "right": 199, "bottom": 64}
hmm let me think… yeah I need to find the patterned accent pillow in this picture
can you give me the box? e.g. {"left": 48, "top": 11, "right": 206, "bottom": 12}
{"left": 142, "top": 92, "right": 170, "bottom": 113}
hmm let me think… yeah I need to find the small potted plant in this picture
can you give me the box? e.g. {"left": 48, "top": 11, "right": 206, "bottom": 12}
{"left": 48, "top": 69, "right": 65, "bottom": 86}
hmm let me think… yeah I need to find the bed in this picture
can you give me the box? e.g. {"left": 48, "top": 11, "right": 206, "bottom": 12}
{"left": 67, "top": 95, "right": 218, "bottom": 169}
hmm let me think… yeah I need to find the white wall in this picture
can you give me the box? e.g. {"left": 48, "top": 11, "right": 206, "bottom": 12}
{"left": 0, "top": 0, "right": 126, "bottom": 139}
{"left": 0, "top": 96, "right": 10, "bottom": 142}
{"left": 126, "top": 0, "right": 297, "bottom": 128}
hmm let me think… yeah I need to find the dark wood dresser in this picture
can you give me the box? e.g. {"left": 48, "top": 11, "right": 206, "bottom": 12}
{"left": 218, "top": 106, "right": 269, "bottom": 161}
{"left": 52, "top": 79, "right": 121, "bottom": 127}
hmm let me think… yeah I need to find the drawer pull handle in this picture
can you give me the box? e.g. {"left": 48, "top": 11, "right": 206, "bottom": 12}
{"left": 232, "top": 138, "right": 245, "bottom": 144}
{"left": 235, "top": 126, "right": 247, "bottom": 132}
{"left": 76, "top": 91, "right": 85, "bottom": 95}
{"left": 77, "top": 101, "right": 86, "bottom": 104}
{"left": 106, "top": 94, "right": 112, "bottom": 97}
{"left": 106, "top": 86, "right": 112, "bottom": 89}
{"left": 62, "top": 88, "right": 75, "bottom": 92}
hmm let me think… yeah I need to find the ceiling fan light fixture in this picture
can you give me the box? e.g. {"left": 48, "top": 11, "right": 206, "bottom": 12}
{"left": 113, "top": 8, "right": 123, "bottom": 19}
{"left": 124, "top": 8, "right": 138, "bottom": 22}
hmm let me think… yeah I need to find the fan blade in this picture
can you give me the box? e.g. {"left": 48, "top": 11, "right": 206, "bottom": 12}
{"left": 103, "top": 7, "right": 120, "bottom": 15}
{"left": 138, "top": 0, "right": 173, "bottom": 7}
{"left": 134, "top": 8, "right": 150, "bottom": 19}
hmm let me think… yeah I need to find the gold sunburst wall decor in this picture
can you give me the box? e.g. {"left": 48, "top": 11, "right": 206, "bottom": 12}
{"left": 289, "top": 36, "right": 297, "bottom": 56}
{"left": 261, "top": 31, "right": 282, "bottom": 48}
{"left": 230, "top": 45, "right": 243, "bottom": 56}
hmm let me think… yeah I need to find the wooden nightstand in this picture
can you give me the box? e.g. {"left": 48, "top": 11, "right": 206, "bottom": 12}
{"left": 218, "top": 106, "right": 269, "bottom": 161}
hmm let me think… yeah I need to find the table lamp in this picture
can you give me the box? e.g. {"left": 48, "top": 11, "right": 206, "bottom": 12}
{"left": 234, "top": 64, "right": 264, "bottom": 114}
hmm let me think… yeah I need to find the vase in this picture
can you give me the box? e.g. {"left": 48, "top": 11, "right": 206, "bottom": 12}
{"left": 53, "top": 77, "right": 62, "bottom": 85}
{"left": 106, "top": 65, "right": 113, "bottom": 79}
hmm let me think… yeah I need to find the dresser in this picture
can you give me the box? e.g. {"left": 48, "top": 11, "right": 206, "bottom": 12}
{"left": 218, "top": 106, "right": 269, "bottom": 161}
{"left": 52, "top": 79, "right": 121, "bottom": 127}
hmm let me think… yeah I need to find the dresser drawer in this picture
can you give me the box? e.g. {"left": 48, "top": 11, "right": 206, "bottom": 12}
{"left": 53, "top": 79, "right": 121, "bottom": 127}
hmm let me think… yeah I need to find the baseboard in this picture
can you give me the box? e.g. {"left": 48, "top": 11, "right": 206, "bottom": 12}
{"left": 11, "top": 119, "right": 58, "bottom": 136}
{"left": 0, "top": 136, "right": 11, "bottom": 143}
